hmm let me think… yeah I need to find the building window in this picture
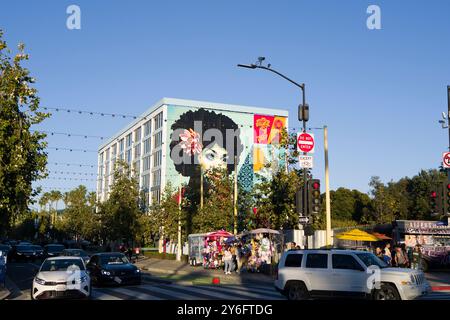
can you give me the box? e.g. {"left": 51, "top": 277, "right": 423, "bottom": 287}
{"left": 126, "top": 149, "right": 132, "bottom": 164}
{"left": 143, "top": 138, "right": 151, "bottom": 155}
{"left": 144, "top": 120, "right": 151, "bottom": 137}
{"left": 119, "top": 139, "right": 124, "bottom": 154}
{"left": 134, "top": 127, "right": 142, "bottom": 143}
{"left": 126, "top": 133, "right": 132, "bottom": 148}
{"left": 133, "top": 160, "right": 140, "bottom": 177}
{"left": 154, "top": 112, "right": 163, "bottom": 130}
{"left": 142, "top": 173, "right": 150, "bottom": 190}
{"left": 143, "top": 155, "right": 151, "bottom": 171}
{"left": 153, "top": 150, "right": 162, "bottom": 167}
{"left": 154, "top": 131, "right": 163, "bottom": 149}
{"left": 151, "top": 189, "right": 161, "bottom": 204}
{"left": 134, "top": 143, "right": 141, "bottom": 159}
{"left": 105, "top": 148, "right": 110, "bottom": 161}
{"left": 152, "top": 169, "right": 161, "bottom": 187}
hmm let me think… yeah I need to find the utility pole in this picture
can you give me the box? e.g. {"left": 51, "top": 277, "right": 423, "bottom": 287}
{"left": 200, "top": 166, "right": 204, "bottom": 209}
{"left": 447, "top": 86, "right": 450, "bottom": 181}
{"left": 176, "top": 178, "right": 182, "bottom": 261}
{"left": 324, "top": 126, "right": 332, "bottom": 246}
{"left": 234, "top": 155, "right": 238, "bottom": 235}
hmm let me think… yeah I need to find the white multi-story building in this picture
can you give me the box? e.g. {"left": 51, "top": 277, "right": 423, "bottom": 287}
{"left": 97, "top": 98, "right": 289, "bottom": 207}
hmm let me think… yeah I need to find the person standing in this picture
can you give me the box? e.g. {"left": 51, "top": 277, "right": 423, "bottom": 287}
{"left": 375, "top": 247, "right": 383, "bottom": 259}
{"left": 381, "top": 249, "right": 392, "bottom": 266}
{"left": 236, "top": 244, "right": 243, "bottom": 274}
{"left": 384, "top": 243, "right": 392, "bottom": 260}
{"left": 394, "top": 246, "right": 408, "bottom": 268}
{"left": 411, "top": 245, "right": 423, "bottom": 270}
{"left": 223, "top": 246, "right": 233, "bottom": 275}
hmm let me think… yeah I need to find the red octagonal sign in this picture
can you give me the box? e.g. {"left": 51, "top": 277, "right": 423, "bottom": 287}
{"left": 297, "top": 132, "right": 315, "bottom": 153}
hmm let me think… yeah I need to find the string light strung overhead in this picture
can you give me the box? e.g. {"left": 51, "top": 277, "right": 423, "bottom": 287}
{"left": 47, "top": 147, "right": 97, "bottom": 153}
{"left": 40, "top": 106, "right": 147, "bottom": 120}
{"left": 31, "top": 130, "right": 106, "bottom": 140}
{"left": 48, "top": 162, "right": 96, "bottom": 168}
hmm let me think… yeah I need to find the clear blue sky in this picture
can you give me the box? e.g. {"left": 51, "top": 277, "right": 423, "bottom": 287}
{"left": 1, "top": 0, "right": 450, "bottom": 197}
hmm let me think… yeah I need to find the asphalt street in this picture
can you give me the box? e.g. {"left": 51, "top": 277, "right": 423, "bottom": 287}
{"left": 3, "top": 262, "right": 450, "bottom": 300}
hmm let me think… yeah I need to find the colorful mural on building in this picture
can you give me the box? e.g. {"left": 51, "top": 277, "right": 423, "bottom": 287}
{"left": 166, "top": 105, "right": 287, "bottom": 192}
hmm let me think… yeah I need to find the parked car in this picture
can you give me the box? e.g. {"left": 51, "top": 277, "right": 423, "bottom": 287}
{"left": 9, "top": 245, "right": 36, "bottom": 262}
{"left": 31, "top": 245, "right": 44, "bottom": 261}
{"left": 274, "top": 249, "right": 431, "bottom": 300}
{"left": 62, "top": 249, "right": 90, "bottom": 265}
{"left": 86, "top": 252, "right": 141, "bottom": 286}
{"left": 43, "top": 244, "right": 66, "bottom": 258}
{"left": 421, "top": 251, "right": 450, "bottom": 272}
{"left": 18, "top": 241, "right": 33, "bottom": 246}
{"left": 31, "top": 257, "right": 91, "bottom": 300}
{"left": 0, "top": 245, "right": 11, "bottom": 262}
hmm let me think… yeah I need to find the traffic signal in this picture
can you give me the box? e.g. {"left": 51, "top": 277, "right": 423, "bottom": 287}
{"left": 431, "top": 184, "right": 443, "bottom": 216}
{"left": 298, "top": 104, "right": 309, "bottom": 122}
{"left": 308, "top": 179, "right": 321, "bottom": 215}
{"left": 443, "top": 182, "right": 450, "bottom": 216}
{"left": 295, "top": 188, "right": 305, "bottom": 215}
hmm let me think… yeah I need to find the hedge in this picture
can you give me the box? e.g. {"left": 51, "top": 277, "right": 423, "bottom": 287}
{"left": 143, "top": 251, "right": 188, "bottom": 262}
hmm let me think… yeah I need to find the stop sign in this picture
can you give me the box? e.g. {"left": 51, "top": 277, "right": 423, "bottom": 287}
{"left": 297, "top": 132, "right": 315, "bottom": 153}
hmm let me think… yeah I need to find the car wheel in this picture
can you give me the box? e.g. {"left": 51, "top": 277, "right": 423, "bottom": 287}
{"left": 373, "top": 283, "right": 401, "bottom": 300}
{"left": 287, "top": 282, "right": 309, "bottom": 300}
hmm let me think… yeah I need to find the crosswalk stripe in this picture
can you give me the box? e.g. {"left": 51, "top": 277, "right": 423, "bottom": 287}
{"left": 220, "top": 284, "right": 281, "bottom": 297}
{"left": 192, "top": 285, "right": 285, "bottom": 300}
{"left": 111, "top": 287, "right": 164, "bottom": 300}
{"left": 128, "top": 286, "right": 181, "bottom": 300}
{"left": 151, "top": 283, "right": 245, "bottom": 300}
{"left": 91, "top": 289, "right": 124, "bottom": 300}
{"left": 137, "top": 285, "right": 209, "bottom": 300}
{"left": 94, "top": 287, "right": 139, "bottom": 300}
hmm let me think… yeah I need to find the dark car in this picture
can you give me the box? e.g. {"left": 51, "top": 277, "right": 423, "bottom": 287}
{"left": 30, "top": 245, "right": 44, "bottom": 261}
{"left": 62, "top": 249, "right": 90, "bottom": 265}
{"left": 43, "top": 244, "right": 66, "bottom": 258}
{"left": 0, "top": 244, "right": 11, "bottom": 258}
{"left": 86, "top": 252, "right": 141, "bottom": 286}
{"left": 421, "top": 251, "right": 450, "bottom": 271}
{"left": 9, "top": 245, "right": 36, "bottom": 262}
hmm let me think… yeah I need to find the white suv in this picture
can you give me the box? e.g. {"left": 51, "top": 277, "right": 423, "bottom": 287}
{"left": 274, "top": 249, "right": 431, "bottom": 300}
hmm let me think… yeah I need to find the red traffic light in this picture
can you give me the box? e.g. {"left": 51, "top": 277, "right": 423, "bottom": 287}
{"left": 447, "top": 184, "right": 450, "bottom": 190}
{"left": 431, "top": 191, "right": 437, "bottom": 198}
{"left": 312, "top": 182, "right": 320, "bottom": 190}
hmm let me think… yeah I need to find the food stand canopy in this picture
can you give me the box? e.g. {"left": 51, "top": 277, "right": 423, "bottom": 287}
{"left": 205, "top": 230, "right": 233, "bottom": 239}
{"left": 336, "top": 229, "right": 379, "bottom": 242}
{"left": 372, "top": 232, "right": 392, "bottom": 240}
{"left": 238, "top": 228, "right": 280, "bottom": 237}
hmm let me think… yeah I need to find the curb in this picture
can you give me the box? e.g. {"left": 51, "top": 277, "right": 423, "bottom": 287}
{"left": 432, "top": 286, "right": 450, "bottom": 292}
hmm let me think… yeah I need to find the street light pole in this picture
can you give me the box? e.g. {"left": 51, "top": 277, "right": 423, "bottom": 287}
{"left": 323, "top": 126, "right": 332, "bottom": 246}
{"left": 237, "top": 60, "right": 309, "bottom": 219}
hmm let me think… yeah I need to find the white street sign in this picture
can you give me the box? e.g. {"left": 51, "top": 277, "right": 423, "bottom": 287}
{"left": 299, "top": 216, "right": 309, "bottom": 224}
{"left": 299, "top": 155, "right": 313, "bottom": 168}
{"left": 443, "top": 152, "right": 450, "bottom": 168}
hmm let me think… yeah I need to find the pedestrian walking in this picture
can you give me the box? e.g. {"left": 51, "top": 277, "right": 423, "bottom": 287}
{"left": 223, "top": 246, "right": 233, "bottom": 275}
{"left": 411, "top": 245, "right": 423, "bottom": 270}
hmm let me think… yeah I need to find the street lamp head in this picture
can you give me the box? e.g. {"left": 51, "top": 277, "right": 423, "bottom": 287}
{"left": 237, "top": 63, "right": 257, "bottom": 69}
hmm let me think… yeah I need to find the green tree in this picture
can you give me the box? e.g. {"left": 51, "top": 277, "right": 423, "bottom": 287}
{"left": 0, "top": 30, "right": 49, "bottom": 236}
{"left": 98, "top": 161, "right": 143, "bottom": 244}
{"left": 62, "top": 185, "right": 98, "bottom": 241}
{"left": 193, "top": 167, "right": 234, "bottom": 233}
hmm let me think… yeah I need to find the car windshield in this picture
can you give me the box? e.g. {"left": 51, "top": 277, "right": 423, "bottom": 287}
{"left": 31, "top": 246, "right": 42, "bottom": 250}
{"left": 46, "top": 245, "right": 65, "bottom": 252}
{"left": 100, "top": 254, "right": 129, "bottom": 265}
{"left": 64, "top": 250, "right": 87, "bottom": 257}
{"left": 356, "top": 252, "right": 388, "bottom": 268}
{"left": 40, "top": 259, "right": 85, "bottom": 272}
{"left": 16, "top": 245, "right": 33, "bottom": 251}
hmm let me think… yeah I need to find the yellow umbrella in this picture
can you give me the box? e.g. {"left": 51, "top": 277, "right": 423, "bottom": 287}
{"left": 335, "top": 229, "right": 379, "bottom": 242}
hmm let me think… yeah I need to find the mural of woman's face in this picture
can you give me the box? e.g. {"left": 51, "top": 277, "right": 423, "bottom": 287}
{"left": 198, "top": 142, "right": 228, "bottom": 171}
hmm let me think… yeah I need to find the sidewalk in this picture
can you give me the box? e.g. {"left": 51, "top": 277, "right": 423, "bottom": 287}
{"left": 425, "top": 271, "right": 450, "bottom": 292}
{"left": 0, "top": 277, "right": 13, "bottom": 300}
{"left": 135, "top": 257, "right": 275, "bottom": 286}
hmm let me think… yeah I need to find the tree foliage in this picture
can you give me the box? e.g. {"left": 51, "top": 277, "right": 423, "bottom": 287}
{"left": 0, "top": 30, "right": 49, "bottom": 236}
